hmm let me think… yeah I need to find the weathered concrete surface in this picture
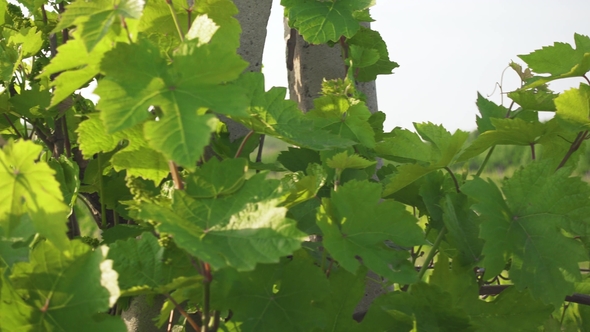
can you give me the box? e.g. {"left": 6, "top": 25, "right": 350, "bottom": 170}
{"left": 223, "top": 0, "right": 273, "bottom": 142}
{"left": 285, "top": 21, "right": 379, "bottom": 114}
{"left": 122, "top": 295, "right": 167, "bottom": 332}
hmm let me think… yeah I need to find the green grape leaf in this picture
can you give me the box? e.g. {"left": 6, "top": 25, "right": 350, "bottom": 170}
{"left": 0, "top": 39, "right": 20, "bottom": 82}
{"left": 382, "top": 123, "right": 469, "bottom": 196}
{"left": 77, "top": 114, "right": 127, "bottom": 157}
{"left": 308, "top": 96, "right": 376, "bottom": 148}
{"left": 6, "top": 241, "right": 126, "bottom": 331}
{"left": 457, "top": 118, "right": 558, "bottom": 162}
{"left": 348, "top": 44, "right": 379, "bottom": 68}
{"left": 0, "top": 220, "right": 33, "bottom": 270}
{"left": 77, "top": 115, "right": 169, "bottom": 184}
{"left": 232, "top": 73, "right": 356, "bottom": 150}
{"left": 137, "top": 173, "right": 307, "bottom": 271}
{"left": 97, "top": 39, "right": 248, "bottom": 168}
{"left": 282, "top": 0, "right": 373, "bottom": 44}
{"left": 48, "top": 155, "right": 80, "bottom": 211}
{"left": 430, "top": 254, "right": 552, "bottom": 332}
{"left": 475, "top": 93, "right": 509, "bottom": 133}
{"left": 461, "top": 160, "right": 590, "bottom": 306}
{"left": 347, "top": 26, "right": 399, "bottom": 81}
{"left": 469, "top": 288, "right": 554, "bottom": 332}
{"left": 0, "top": 140, "right": 69, "bottom": 249}
{"left": 508, "top": 89, "right": 558, "bottom": 111}
{"left": 1, "top": 269, "right": 35, "bottom": 330}
{"left": 368, "top": 111, "right": 386, "bottom": 141}
{"left": 358, "top": 283, "right": 474, "bottom": 332}
{"left": 320, "top": 267, "right": 367, "bottom": 332}
{"left": 187, "top": 13, "right": 219, "bottom": 45}
{"left": 281, "top": 168, "right": 327, "bottom": 209}
{"left": 9, "top": 84, "right": 52, "bottom": 118}
{"left": 39, "top": 29, "right": 114, "bottom": 107}
{"left": 277, "top": 147, "right": 322, "bottom": 173}
{"left": 140, "top": 0, "right": 240, "bottom": 50}
{"left": 554, "top": 84, "right": 590, "bottom": 131}
{"left": 326, "top": 151, "right": 376, "bottom": 170}
{"left": 519, "top": 33, "right": 590, "bottom": 88}
{"left": 107, "top": 232, "right": 199, "bottom": 296}
{"left": 215, "top": 250, "right": 330, "bottom": 332}
{"left": 56, "top": 0, "right": 144, "bottom": 52}
{"left": 185, "top": 158, "right": 247, "bottom": 198}
{"left": 441, "top": 193, "right": 484, "bottom": 267}
{"left": 101, "top": 224, "right": 150, "bottom": 244}
{"left": 375, "top": 127, "right": 431, "bottom": 163}
{"left": 8, "top": 26, "right": 43, "bottom": 57}
{"left": 318, "top": 180, "right": 424, "bottom": 283}
{"left": 418, "top": 170, "right": 446, "bottom": 230}
{"left": 415, "top": 122, "right": 469, "bottom": 166}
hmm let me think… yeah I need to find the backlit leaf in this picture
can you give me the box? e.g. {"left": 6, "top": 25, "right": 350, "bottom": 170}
{"left": 0, "top": 140, "right": 69, "bottom": 249}
{"left": 137, "top": 173, "right": 307, "bottom": 271}
{"left": 282, "top": 0, "right": 373, "bottom": 44}
{"left": 6, "top": 241, "right": 126, "bottom": 331}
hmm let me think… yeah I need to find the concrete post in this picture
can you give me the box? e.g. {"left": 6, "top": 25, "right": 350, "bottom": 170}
{"left": 285, "top": 22, "right": 379, "bottom": 114}
{"left": 223, "top": 0, "right": 273, "bottom": 141}
{"left": 284, "top": 20, "right": 383, "bottom": 320}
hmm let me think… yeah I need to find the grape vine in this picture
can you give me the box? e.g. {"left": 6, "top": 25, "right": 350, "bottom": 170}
{"left": 1, "top": 0, "right": 590, "bottom": 331}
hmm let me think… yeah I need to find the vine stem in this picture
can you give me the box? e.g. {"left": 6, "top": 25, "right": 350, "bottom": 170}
{"left": 165, "top": 293, "right": 200, "bottom": 331}
{"left": 411, "top": 227, "right": 431, "bottom": 265}
{"left": 255, "top": 134, "right": 266, "bottom": 172}
{"left": 476, "top": 145, "right": 495, "bottom": 177}
{"left": 556, "top": 130, "right": 588, "bottom": 170}
{"left": 234, "top": 130, "right": 254, "bottom": 158}
{"left": 97, "top": 153, "right": 107, "bottom": 228}
{"left": 416, "top": 226, "right": 446, "bottom": 281}
{"left": 443, "top": 167, "right": 460, "bottom": 193}
{"left": 201, "top": 261, "right": 212, "bottom": 332}
{"left": 3, "top": 114, "right": 23, "bottom": 139}
{"left": 584, "top": 75, "right": 590, "bottom": 85}
{"left": 166, "top": 0, "right": 185, "bottom": 42}
{"left": 168, "top": 161, "right": 184, "bottom": 190}
{"left": 120, "top": 16, "right": 134, "bottom": 43}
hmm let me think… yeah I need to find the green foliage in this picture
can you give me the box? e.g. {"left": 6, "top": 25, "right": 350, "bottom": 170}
{"left": 1, "top": 0, "right": 590, "bottom": 331}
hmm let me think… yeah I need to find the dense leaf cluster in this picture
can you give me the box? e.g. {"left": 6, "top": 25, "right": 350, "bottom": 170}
{"left": 1, "top": 0, "right": 590, "bottom": 331}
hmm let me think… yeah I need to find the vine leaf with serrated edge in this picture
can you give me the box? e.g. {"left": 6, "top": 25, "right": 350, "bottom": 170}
{"left": 107, "top": 232, "right": 199, "bottom": 296}
{"left": 0, "top": 140, "right": 70, "bottom": 249}
{"left": 461, "top": 160, "right": 590, "bottom": 307}
{"left": 457, "top": 118, "right": 561, "bottom": 162}
{"left": 381, "top": 122, "right": 469, "bottom": 197}
{"left": 554, "top": 83, "right": 590, "bottom": 131}
{"left": 55, "top": 0, "right": 144, "bottom": 52}
{"left": 96, "top": 39, "right": 248, "bottom": 169}
{"left": 308, "top": 95, "right": 376, "bottom": 148}
{"left": 318, "top": 180, "right": 424, "bottom": 284}
{"left": 213, "top": 250, "right": 330, "bottom": 332}
{"left": 5, "top": 241, "right": 126, "bottom": 331}
{"left": 231, "top": 72, "right": 357, "bottom": 151}
{"left": 282, "top": 0, "right": 373, "bottom": 44}
{"left": 430, "top": 253, "right": 553, "bottom": 332}
{"left": 77, "top": 114, "right": 169, "bottom": 184}
{"left": 136, "top": 172, "right": 308, "bottom": 271}
{"left": 519, "top": 33, "right": 590, "bottom": 89}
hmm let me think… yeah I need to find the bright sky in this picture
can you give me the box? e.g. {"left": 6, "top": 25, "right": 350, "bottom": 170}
{"left": 262, "top": 0, "right": 590, "bottom": 133}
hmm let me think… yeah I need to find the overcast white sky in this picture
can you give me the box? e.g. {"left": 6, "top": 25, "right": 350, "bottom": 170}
{"left": 262, "top": 0, "right": 590, "bottom": 133}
